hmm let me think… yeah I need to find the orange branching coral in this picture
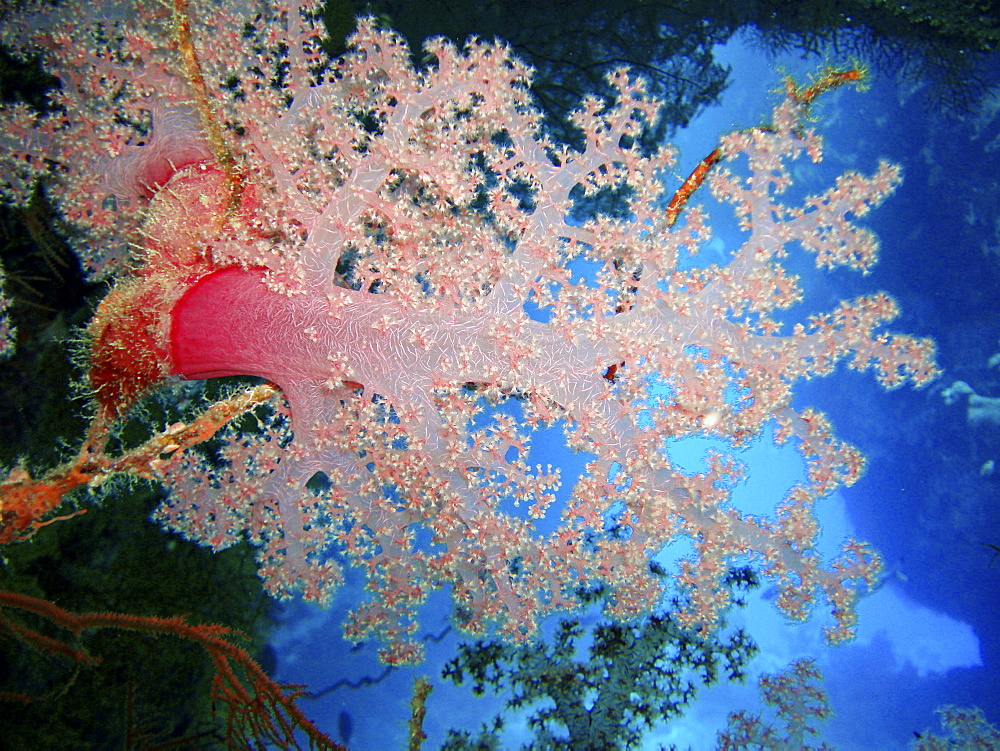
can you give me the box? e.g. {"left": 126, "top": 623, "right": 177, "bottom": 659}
{"left": 0, "top": 590, "right": 341, "bottom": 750}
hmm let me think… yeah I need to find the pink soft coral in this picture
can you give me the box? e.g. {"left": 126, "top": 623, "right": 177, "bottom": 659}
{"left": 0, "top": 1, "right": 937, "bottom": 664}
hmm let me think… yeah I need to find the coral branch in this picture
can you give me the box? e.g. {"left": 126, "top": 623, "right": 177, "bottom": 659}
{"left": 0, "top": 383, "right": 278, "bottom": 544}
{"left": 0, "top": 590, "right": 342, "bottom": 750}
{"left": 718, "top": 658, "right": 833, "bottom": 750}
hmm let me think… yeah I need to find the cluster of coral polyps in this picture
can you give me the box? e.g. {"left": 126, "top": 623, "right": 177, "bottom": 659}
{"left": 0, "top": 0, "right": 937, "bottom": 663}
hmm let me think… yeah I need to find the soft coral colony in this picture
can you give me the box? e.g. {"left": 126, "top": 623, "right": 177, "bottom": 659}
{"left": 0, "top": 0, "right": 938, "bottom": 665}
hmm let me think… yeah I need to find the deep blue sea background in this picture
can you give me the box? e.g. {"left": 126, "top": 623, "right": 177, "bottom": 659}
{"left": 270, "top": 32, "right": 1000, "bottom": 749}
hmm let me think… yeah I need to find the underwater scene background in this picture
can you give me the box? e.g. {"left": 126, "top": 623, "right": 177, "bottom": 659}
{"left": 0, "top": 1, "right": 998, "bottom": 749}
